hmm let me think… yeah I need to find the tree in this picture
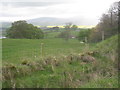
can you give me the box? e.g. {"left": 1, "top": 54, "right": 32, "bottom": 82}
{"left": 88, "top": 28, "right": 102, "bottom": 43}
{"left": 78, "top": 1, "right": 119, "bottom": 43}
{"left": 78, "top": 29, "right": 91, "bottom": 42}
{"left": 57, "top": 23, "right": 72, "bottom": 41}
{"left": 57, "top": 31, "right": 71, "bottom": 41}
{"left": 64, "top": 22, "right": 72, "bottom": 30}
{"left": 118, "top": 1, "right": 120, "bottom": 34}
{"left": 94, "top": 1, "right": 119, "bottom": 41}
{"left": 71, "top": 25, "right": 78, "bottom": 30}
{"left": 6, "top": 20, "right": 44, "bottom": 39}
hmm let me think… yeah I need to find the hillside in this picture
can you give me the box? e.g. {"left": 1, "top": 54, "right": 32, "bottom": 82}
{"left": 27, "top": 17, "right": 95, "bottom": 26}
{"left": 75, "top": 35, "right": 118, "bottom": 88}
{"left": 97, "top": 34, "right": 118, "bottom": 51}
{"left": 95, "top": 34, "right": 118, "bottom": 60}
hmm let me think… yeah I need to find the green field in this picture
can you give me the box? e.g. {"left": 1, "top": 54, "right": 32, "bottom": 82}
{"left": 2, "top": 38, "right": 90, "bottom": 64}
{"left": 2, "top": 34, "right": 118, "bottom": 88}
{"left": 44, "top": 30, "right": 79, "bottom": 39}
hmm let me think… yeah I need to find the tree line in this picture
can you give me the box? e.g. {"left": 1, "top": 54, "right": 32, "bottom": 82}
{"left": 78, "top": 1, "right": 119, "bottom": 43}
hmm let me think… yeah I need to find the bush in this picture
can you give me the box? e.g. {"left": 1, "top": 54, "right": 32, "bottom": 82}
{"left": 88, "top": 29, "right": 102, "bottom": 43}
{"left": 57, "top": 30, "right": 71, "bottom": 41}
{"left": 6, "top": 20, "right": 44, "bottom": 39}
{"left": 78, "top": 29, "right": 91, "bottom": 42}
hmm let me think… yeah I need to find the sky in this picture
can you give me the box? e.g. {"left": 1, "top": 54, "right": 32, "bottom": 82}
{"left": 0, "top": 0, "right": 119, "bottom": 25}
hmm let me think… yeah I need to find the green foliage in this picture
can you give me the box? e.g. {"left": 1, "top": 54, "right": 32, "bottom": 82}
{"left": 57, "top": 31, "right": 71, "bottom": 41}
{"left": 80, "top": 76, "right": 118, "bottom": 88}
{"left": 94, "top": 2, "right": 118, "bottom": 41}
{"left": 6, "top": 20, "right": 44, "bottom": 39}
{"left": 44, "top": 32, "right": 61, "bottom": 39}
{"left": 64, "top": 23, "right": 72, "bottom": 30}
{"left": 44, "top": 30, "right": 79, "bottom": 39}
{"left": 78, "top": 29, "right": 91, "bottom": 42}
{"left": 86, "top": 2, "right": 119, "bottom": 43}
{"left": 96, "top": 34, "right": 118, "bottom": 55}
{"left": 64, "top": 23, "right": 78, "bottom": 31}
{"left": 71, "top": 25, "right": 78, "bottom": 30}
{"left": 88, "top": 28, "right": 102, "bottom": 43}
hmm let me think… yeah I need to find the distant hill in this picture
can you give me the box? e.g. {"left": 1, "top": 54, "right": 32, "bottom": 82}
{"left": 27, "top": 17, "right": 74, "bottom": 26}
{"left": 1, "top": 17, "right": 95, "bottom": 29}
{"left": 27, "top": 17, "right": 61, "bottom": 26}
{"left": 1, "top": 22, "right": 11, "bottom": 28}
{"left": 27, "top": 17, "right": 92, "bottom": 26}
{"left": 1, "top": 17, "right": 79, "bottom": 28}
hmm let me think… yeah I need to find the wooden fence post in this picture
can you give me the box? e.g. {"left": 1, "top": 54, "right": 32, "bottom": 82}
{"left": 41, "top": 43, "right": 44, "bottom": 59}
{"left": 102, "top": 31, "right": 104, "bottom": 41}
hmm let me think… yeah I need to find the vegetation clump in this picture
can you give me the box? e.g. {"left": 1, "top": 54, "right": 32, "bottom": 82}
{"left": 6, "top": 20, "right": 44, "bottom": 39}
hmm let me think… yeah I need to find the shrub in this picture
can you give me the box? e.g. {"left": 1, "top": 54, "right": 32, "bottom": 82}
{"left": 6, "top": 20, "right": 44, "bottom": 39}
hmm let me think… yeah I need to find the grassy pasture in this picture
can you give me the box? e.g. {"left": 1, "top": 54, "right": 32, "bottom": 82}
{"left": 2, "top": 34, "right": 118, "bottom": 88}
{"left": 44, "top": 30, "right": 79, "bottom": 39}
{"left": 44, "top": 31, "right": 60, "bottom": 38}
{"left": 2, "top": 38, "right": 94, "bottom": 64}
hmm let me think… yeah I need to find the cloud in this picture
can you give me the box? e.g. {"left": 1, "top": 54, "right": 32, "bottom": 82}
{"left": 0, "top": 0, "right": 119, "bottom": 25}
{"left": 1, "top": 2, "right": 63, "bottom": 8}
